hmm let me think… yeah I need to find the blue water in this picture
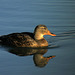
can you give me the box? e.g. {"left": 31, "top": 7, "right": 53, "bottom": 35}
{"left": 0, "top": 0, "right": 75, "bottom": 75}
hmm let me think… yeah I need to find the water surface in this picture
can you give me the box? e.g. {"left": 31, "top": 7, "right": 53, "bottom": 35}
{"left": 0, "top": 0, "right": 75, "bottom": 75}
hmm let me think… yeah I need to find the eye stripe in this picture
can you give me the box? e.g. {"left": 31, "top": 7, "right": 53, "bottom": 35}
{"left": 40, "top": 27, "right": 46, "bottom": 29}
{"left": 44, "top": 28, "right": 46, "bottom": 29}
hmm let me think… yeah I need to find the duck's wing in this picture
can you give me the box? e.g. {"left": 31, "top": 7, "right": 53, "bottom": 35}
{"left": 0, "top": 32, "right": 38, "bottom": 47}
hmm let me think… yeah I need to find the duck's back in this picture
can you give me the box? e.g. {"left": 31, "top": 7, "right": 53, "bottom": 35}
{"left": 0, "top": 32, "right": 38, "bottom": 47}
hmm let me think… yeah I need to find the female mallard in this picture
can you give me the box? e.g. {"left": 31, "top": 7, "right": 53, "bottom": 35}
{"left": 0, "top": 25, "right": 56, "bottom": 47}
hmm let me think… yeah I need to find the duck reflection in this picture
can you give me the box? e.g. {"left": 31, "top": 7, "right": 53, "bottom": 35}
{"left": 33, "top": 54, "right": 55, "bottom": 67}
{"left": 7, "top": 47, "right": 55, "bottom": 67}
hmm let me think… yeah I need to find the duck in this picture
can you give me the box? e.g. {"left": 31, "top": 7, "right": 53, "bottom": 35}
{"left": 0, "top": 24, "right": 56, "bottom": 47}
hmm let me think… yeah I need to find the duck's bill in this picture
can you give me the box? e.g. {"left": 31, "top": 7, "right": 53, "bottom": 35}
{"left": 47, "top": 31, "right": 56, "bottom": 36}
{"left": 49, "top": 33, "right": 56, "bottom": 36}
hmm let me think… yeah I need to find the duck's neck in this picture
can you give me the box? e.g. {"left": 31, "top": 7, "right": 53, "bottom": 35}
{"left": 34, "top": 32, "right": 44, "bottom": 40}
{"left": 34, "top": 32, "right": 48, "bottom": 47}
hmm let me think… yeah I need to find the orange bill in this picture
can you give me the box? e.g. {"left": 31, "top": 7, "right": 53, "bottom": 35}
{"left": 44, "top": 30, "right": 56, "bottom": 36}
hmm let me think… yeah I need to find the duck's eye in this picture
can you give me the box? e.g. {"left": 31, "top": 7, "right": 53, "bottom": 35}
{"left": 43, "top": 27, "right": 46, "bottom": 30}
{"left": 40, "top": 27, "right": 46, "bottom": 30}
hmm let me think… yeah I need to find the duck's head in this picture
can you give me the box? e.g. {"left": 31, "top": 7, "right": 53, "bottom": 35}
{"left": 34, "top": 24, "right": 56, "bottom": 40}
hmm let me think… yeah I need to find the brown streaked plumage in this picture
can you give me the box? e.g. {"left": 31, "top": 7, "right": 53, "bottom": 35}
{"left": 0, "top": 24, "right": 56, "bottom": 47}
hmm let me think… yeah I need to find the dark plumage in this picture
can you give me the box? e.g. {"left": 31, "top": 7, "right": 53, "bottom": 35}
{"left": 0, "top": 25, "right": 56, "bottom": 47}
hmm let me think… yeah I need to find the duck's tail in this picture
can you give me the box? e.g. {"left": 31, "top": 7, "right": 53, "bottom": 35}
{"left": 0, "top": 37, "right": 1, "bottom": 42}
{"left": 0, "top": 36, "right": 2, "bottom": 43}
